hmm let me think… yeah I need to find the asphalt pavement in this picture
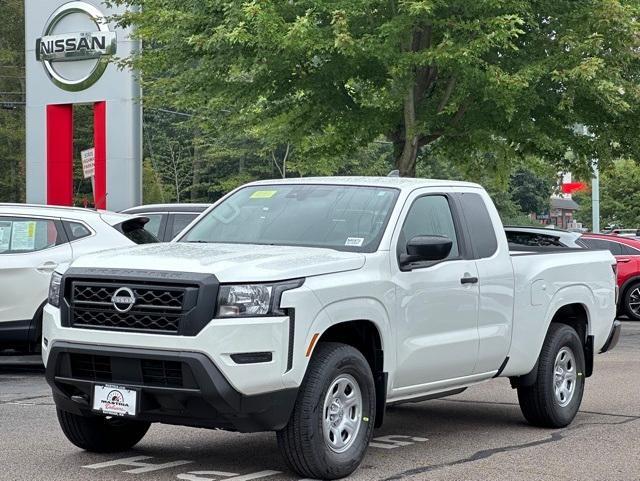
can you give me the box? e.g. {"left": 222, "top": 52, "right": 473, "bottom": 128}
{"left": 1, "top": 322, "right": 638, "bottom": 481}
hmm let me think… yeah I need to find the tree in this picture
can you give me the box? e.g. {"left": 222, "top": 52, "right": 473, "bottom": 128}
{"left": 0, "top": 0, "right": 25, "bottom": 202}
{"left": 575, "top": 159, "right": 640, "bottom": 230}
{"left": 509, "top": 167, "right": 554, "bottom": 214}
{"left": 114, "top": 0, "right": 640, "bottom": 177}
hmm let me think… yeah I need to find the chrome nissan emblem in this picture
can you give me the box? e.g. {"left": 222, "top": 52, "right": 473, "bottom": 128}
{"left": 111, "top": 287, "right": 136, "bottom": 313}
{"left": 35, "top": 1, "right": 117, "bottom": 92}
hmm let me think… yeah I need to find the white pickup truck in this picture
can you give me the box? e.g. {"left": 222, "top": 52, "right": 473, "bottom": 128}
{"left": 43, "top": 177, "right": 621, "bottom": 480}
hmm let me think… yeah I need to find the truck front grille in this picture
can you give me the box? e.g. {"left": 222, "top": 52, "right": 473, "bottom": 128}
{"left": 67, "top": 280, "right": 197, "bottom": 334}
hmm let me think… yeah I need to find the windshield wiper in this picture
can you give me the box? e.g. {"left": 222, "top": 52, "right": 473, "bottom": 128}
{"left": 183, "top": 240, "right": 210, "bottom": 243}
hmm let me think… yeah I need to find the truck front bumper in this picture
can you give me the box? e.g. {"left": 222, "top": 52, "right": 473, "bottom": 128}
{"left": 46, "top": 342, "right": 298, "bottom": 432}
{"left": 600, "top": 320, "right": 622, "bottom": 353}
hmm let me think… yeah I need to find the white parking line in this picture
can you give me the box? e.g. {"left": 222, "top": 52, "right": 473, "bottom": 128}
{"left": 83, "top": 455, "right": 193, "bottom": 474}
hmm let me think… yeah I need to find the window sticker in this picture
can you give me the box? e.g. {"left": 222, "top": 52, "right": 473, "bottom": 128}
{"left": 345, "top": 237, "right": 365, "bottom": 247}
{"left": 0, "top": 222, "right": 11, "bottom": 252}
{"left": 11, "top": 221, "right": 36, "bottom": 251}
{"left": 250, "top": 190, "right": 278, "bottom": 199}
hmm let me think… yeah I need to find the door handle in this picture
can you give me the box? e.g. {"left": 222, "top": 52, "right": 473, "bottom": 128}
{"left": 618, "top": 258, "right": 631, "bottom": 263}
{"left": 460, "top": 276, "right": 479, "bottom": 285}
{"left": 37, "top": 261, "right": 58, "bottom": 273}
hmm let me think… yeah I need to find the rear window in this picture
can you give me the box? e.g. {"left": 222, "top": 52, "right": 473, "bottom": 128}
{"left": 115, "top": 218, "right": 159, "bottom": 244}
{"left": 459, "top": 193, "right": 498, "bottom": 258}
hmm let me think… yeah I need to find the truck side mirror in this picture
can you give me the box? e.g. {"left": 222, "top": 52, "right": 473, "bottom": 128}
{"left": 401, "top": 235, "right": 452, "bottom": 267}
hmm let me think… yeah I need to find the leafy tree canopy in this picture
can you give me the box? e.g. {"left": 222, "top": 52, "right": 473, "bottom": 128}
{"left": 113, "top": 0, "right": 640, "bottom": 177}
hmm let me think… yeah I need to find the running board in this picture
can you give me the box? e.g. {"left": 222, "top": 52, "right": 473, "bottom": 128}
{"left": 387, "top": 387, "right": 467, "bottom": 406}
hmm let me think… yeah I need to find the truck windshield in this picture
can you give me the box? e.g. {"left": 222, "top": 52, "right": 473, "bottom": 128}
{"left": 178, "top": 184, "right": 399, "bottom": 252}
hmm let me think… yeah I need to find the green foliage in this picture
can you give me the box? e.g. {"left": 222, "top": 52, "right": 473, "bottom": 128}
{"left": 0, "top": 0, "right": 25, "bottom": 202}
{"left": 509, "top": 166, "right": 555, "bottom": 214}
{"left": 114, "top": 0, "right": 640, "bottom": 178}
{"left": 575, "top": 159, "right": 640, "bottom": 230}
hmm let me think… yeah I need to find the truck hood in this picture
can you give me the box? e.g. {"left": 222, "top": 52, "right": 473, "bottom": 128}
{"left": 68, "top": 242, "right": 366, "bottom": 282}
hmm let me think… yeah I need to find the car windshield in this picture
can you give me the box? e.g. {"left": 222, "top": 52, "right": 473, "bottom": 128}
{"left": 179, "top": 184, "right": 399, "bottom": 252}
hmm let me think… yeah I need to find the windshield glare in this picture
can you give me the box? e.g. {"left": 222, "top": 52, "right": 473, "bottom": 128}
{"left": 179, "top": 184, "right": 399, "bottom": 252}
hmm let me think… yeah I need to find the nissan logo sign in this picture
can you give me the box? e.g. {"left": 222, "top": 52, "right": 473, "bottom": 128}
{"left": 35, "top": 1, "right": 117, "bottom": 92}
{"left": 111, "top": 287, "right": 136, "bottom": 313}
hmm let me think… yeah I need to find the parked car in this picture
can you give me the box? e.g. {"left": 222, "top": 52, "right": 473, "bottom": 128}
{"left": 578, "top": 233, "right": 640, "bottom": 321}
{"left": 506, "top": 226, "right": 640, "bottom": 320}
{"left": 505, "top": 225, "right": 582, "bottom": 247}
{"left": 43, "top": 178, "right": 619, "bottom": 480}
{"left": 121, "top": 203, "right": 210, "bottom": 241}
{"left": 0, "top": 204, "right": 157, "bottom": 353}
{"left": 606, "top": 228, "right": 640, "bottom": 237}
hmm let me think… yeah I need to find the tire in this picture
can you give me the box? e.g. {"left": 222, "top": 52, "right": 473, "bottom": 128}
{"left": 57, "top": 409, "right": 150, "bottom": 452}
{"left": 623, "top": 281, "right": 640, "bottom": 321}
{"left": 517, "top": 323, "right": 585, "bottom": 428}
{"left": 277, "top": 342, "right": 376, "bottom": 480}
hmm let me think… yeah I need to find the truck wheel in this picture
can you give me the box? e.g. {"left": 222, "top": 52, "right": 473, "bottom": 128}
{"left": 277, "top": 342, "right": 376, "bottom": 480}
{"left": 57, "top": 409, "right": 150, "bottom": 452}
{"left": 517, "top": 323, "right": 585, "bottom": 428}
{"left": 623, "top": 282, "right": 640, "bottom": 321}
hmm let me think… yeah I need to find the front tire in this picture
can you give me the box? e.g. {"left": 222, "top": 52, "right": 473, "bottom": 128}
{"left": 623, "top": 281, "right": 640, "bottom": 321}
{"left": 277, "top": 342, "right": 376, "bottom": 480}
{"left": 517, "top": 323, "right": 585, "bottom": 428}
{"left": 57, "top": 409, "right": 150, "bottom": 452}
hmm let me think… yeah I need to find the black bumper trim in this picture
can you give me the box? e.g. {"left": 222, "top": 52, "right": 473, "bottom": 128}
{"left": 600, "top": 320, "right": 622, "bottom": 353}
{"left": 46, "top": 342, "right": 298, "bottom": 433}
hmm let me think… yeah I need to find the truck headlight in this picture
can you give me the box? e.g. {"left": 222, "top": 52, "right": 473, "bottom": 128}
{"left": 216, "top": 279, "right": 304, "bottom": 318}
{"left": 48, "top": 272, "right": 63, "bottom": 308}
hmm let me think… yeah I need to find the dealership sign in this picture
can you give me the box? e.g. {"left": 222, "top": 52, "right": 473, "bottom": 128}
{"left": 35, "top": 1, "right": 117, "bottom": 91}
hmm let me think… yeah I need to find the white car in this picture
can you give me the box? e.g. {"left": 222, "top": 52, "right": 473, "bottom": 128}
{"left": 0, "top": 204, "right": 156, "bottom": 353}
{"left": 42, "top": 178, "right": 620, "bottom": 480}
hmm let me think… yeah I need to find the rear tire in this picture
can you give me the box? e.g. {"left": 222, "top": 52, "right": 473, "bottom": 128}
{"left": 57, "top": 409, "right": 150, "bottom": 452}
{"left": 517, "top": 323, "right": 585, "bottom": 428}
{"left": 277, "top": 342, "right": 376, "bottom": 480}
{"left": 623, "top": 281, "right": 640, "bottom": 321}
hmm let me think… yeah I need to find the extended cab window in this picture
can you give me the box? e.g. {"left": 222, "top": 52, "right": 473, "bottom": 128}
{"left": 459, "top": 193, "right": 498, "bottom": 258}
{"left": 398, "top": 195, "right": 459, "bottom": 259}
{"left": 179, "top": 185, "right": 399, "bottom": 252}
{"left": 0, "top": 217, "right": 64, "bottom": 254}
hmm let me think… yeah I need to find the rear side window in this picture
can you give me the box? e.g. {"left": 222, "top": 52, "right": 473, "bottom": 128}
{"left": 459, "top": 193, "right": 498, "bottom": 258}
{"left": 63, "top": 221, "right": 92, "bottom": 241}
{"left": 142, "top": 214, "right": 164, "bottom": 238}
{"left": 620, "top": 244, "right": 640, "bottom": 255}
{"left": 170, "top": 213, "right": 198, "bottom": 239}
{"left": 579, "top": 238, "right": 622, "bottom": 255}
{"left": 0, "top": 217, "right": 64, "bottom": 254}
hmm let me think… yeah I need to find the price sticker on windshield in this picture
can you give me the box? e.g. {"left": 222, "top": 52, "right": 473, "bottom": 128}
{"left": 345, "top": 237, "right": 365, "bottom": 247}
{"left": 250, "top": 190, "right": 278, "bottom": 199}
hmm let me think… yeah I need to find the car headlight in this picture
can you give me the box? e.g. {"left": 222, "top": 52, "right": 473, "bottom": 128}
{"left": 48, "top": 272, "right": 63, "bottom": 308}
{"left": 216, "top": 279, "right": 304, "bottom": 318}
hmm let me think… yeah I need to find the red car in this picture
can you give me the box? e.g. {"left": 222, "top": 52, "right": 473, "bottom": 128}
{"left": 578, "top": 233, "right": 640, "bottom": 320}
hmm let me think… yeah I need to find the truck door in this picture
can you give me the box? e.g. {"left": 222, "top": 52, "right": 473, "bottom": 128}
{"left": 456, "top": 192, "right": 514, "bottom": 374}
{"left": 391, "top": 192, "right": 480, "bottom": 391}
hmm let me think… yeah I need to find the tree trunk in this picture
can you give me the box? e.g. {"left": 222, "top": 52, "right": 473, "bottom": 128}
{"left": 397, "top": 84, "right": 420, "bottom": 177}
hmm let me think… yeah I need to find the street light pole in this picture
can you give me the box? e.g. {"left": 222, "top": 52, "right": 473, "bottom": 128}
{"left": 592, "top": 159, "right": 600, "bottom": 233}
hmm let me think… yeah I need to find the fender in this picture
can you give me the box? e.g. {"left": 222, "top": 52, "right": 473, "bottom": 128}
{"left": 503, "top": 284, "right": 594, "bottom": 377}
{"left": 618, "top": 275, "right": 640, "bottom": 304}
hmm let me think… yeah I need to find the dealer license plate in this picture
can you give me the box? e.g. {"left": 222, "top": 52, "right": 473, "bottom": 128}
{"left": 92, "top": 384, "right": 138, "bottom": 417}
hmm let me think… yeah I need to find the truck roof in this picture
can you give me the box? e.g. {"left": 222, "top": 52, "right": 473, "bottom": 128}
{"left": 246, "top": 176, "right": 482, "bottom": 190}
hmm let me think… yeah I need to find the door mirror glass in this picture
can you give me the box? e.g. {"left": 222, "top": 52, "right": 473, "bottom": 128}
{"left": 403, "top": 235, "right": 453, "bottom": 265}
